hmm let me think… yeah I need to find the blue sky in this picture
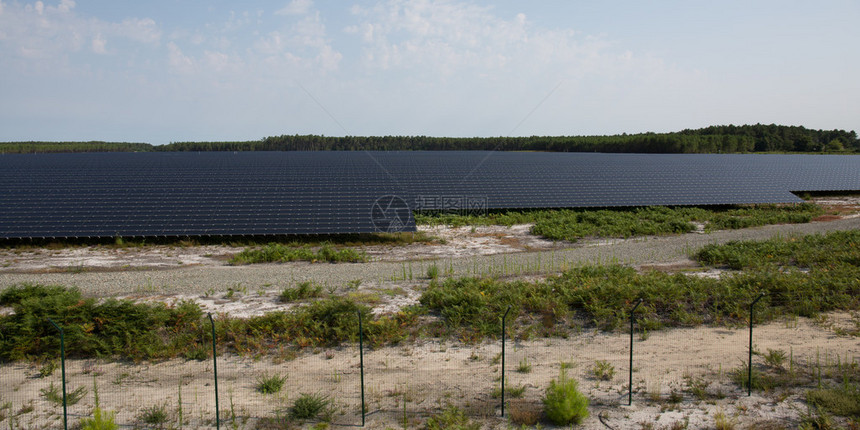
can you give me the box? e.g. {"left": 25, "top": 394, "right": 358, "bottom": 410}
{"left": 1, "top": 0, "right": 858, "bottom": 144}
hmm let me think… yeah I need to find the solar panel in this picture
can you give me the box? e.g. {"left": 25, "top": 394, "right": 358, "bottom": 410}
{"left": 1, "top": 152, "right": 859, "bottom": 239}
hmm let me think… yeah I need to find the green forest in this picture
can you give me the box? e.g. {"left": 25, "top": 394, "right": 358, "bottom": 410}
{"left": 2, "top": 124, "right": 857, "bottom": 154}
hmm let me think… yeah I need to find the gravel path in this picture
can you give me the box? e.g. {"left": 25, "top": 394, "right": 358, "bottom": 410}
{"left": 1, "top": 217, "right": 858, "bottom": 297}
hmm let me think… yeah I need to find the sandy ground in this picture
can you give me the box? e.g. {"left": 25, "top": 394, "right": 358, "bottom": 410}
{"left": 2, "top": 314, "right": 859, "bottom": 429}
{"left": 0, "top": 223, "right": 562, "bottom": 273}
{"left": 1, "top": 196, "right": 860, "bottom": 429}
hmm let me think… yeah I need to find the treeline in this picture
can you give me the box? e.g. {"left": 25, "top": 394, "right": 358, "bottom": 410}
{"left": 678, "top": 124, "right": 858, "bottom": 152}
{"left": 0, "top": 141, "right": 151, "bottom": 154}
{"left": 156, "top": 124, "right": 860, "bottom": 153}
{"left": 161, "top": 133, "right": 758, "bottom": 153}
{"left": 2, "top": 124, "right": 857, "bottom": 154}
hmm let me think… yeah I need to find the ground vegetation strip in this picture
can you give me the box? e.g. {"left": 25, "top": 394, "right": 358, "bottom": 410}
{"left": 1, "top": 230, "right": 857, "bottom": 362}
{"left": 416, "top": 203, "right": 823, "bottom": 242}
{"left": 2, "top": 124, "right": 857, "bottom": 153}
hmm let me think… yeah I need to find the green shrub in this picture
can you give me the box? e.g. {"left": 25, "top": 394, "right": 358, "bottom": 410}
{"left": 417, "top": 204, "right": 821, "bottom": 242}
{"left": 230, "top": 242, "right": 368, "bottom": 265}
{"left": 80, "top": 377, "right": 117, "bottom": 430}
{"left": 40, "top": 382, "right": 87, "bottom": 406}
{"left": 427, "top": 264, "right": 440, "bottom": 280}
{"left": 279, "top": 282, "right": 323, "bottom": 302}
{"left": 543, "top": 368, "right": 589, "bottom": 425}
{"left": 137, "top": 403, "right": 169, "bottom": 426}
{"left": 80, "top": 407, "right": 118, "bottom": 430}
{"left": 289, "top": 393, "right": 331, "bottom": 420}
{"left": 591, "top": 360, "right": 615, "bottom": 381}
{"left": 256, "top": 373, "right": 287, "bottom": 394}
{"left": 0, "top": 285, "right": 207, "bottom": 361}
{"left": 425, "top": 405, "right": 480, "bottom": 430}
{"left": 806, "top": 384, "right": 860, "bottom": 418}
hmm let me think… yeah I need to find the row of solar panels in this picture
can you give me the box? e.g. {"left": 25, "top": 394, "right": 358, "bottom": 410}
{"left": 1, "top": 151, "right": 859, "bottom": 239}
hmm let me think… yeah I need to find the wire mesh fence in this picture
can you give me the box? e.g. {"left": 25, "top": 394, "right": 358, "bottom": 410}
{"left": 2, "top": 298, "right": 858, "bottom": 429}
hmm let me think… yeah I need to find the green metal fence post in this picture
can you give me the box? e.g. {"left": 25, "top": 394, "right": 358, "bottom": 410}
{"left": 208, "top": 313, "right": 220, "bottom": 429}
{"left": 629, "top": 299, "right": 643, "bottom": 406}
{"left": 357, "top": 310, "right": 365, "bottom": 427}
{"left": 748, "top": 293, "right": 766, "bottom": 396}
{"left": 47, "top": 318, "right": 68, "bottom": 430}
{"left": 501, "top": 306, "right": 511, "bottom": 417}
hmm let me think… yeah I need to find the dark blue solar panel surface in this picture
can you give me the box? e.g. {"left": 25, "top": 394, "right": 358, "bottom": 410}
{"left": 1, "top": 152, "right": 859, "bottom": 239}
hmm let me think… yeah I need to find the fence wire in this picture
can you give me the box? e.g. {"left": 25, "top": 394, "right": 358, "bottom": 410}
{"left": 1, "top": 298, "right": 858, "bottom": 429}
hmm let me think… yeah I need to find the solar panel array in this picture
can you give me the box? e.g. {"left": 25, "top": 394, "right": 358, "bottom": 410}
{"left": 1, "top": 151, "right": 859, "bottom": 239}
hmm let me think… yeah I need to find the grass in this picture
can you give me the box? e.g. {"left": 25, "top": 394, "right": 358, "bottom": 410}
{"left": 697, "top": 229, "right": 860, "bottom": 271}
{"left": 2, "top": 229, "right": 858, "bottom": 361}
{"left": 516, "top": 357, "right": 532, "bottom": 373}
{"left": 230, "top": 242, "right": 368, "bottom": 265}
{"left": 279, "top": 282, "right": 324, "bottom": 302}
{"left": 289, "top": 393, "right": 332, "bottom": 420}
{"left": 420, "top": 230, "right": 860, "bottom": 338}
{"left": 137, "top": 403, "right": 170, "bottom": 426}
{"left": 591, "top": 360, "right": 615, "bottom": 381}
{"left": 256, "top": 374, "right": 288, "bottom": 394}
{"left": 806, "top": 384, "right": 860, "bottom": 418}
{"left": 425, "top": 405, "right": 481, "bottom": 430}
{"left": 0, "top": 283, "right": 420, "bottom": 360}
{"left": 492, "top": 384, "right": 526, "bottom": 399}
{"left": 415, "top": 203, "right": 823, "bottom": 242}
{"left": 40, "top": 382, "right": 87, "bottom": 406}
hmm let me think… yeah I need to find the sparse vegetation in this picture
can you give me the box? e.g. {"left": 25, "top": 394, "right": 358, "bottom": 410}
{"left": 424, "top": 405, "right": 481, "bottom": 430}
{"left": 279, "top": 282, "right": 323, "bottom": 302}
{"left": 516, "top": 357, "right": 532, "bottom": 373}
{"left": 230, "top": 242, "right": 368, "bottom": 265}
{"left": 3, "top": 230, "right": 857, "bottom": 362}
{"left": 416, "top": 203, "right": 822, "bottom": 242}
{"left": 137, "top": 403, "right": 169, "bottom": 427}
{"left": 427, "top": 264, "right": 440, "bottom": 280}
{"left": 806, "top": 384, "right": 860, "bottom": 418}
{"left": 40, "top": 382, "right": 87, "bottom": 406}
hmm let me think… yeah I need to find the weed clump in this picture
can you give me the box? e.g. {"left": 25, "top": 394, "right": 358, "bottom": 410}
{"left": 279, "top": 281, "right": 323, "bottom": 302}
{"left": 289, "top": 393, "right": 332, "bottom": 420}
{"left": 425, "top": 405, "right": 480, "bottom": 430}
{"left": 806, "top": 384, "right": 860, "bottom": 418}
{"left": 543, "top": 368, "right": 589, "bottom": 425}
{"left": 230, "top": 242, "right": 367, "bottom": 265}
{"left": 137, "top": 403, "right": 169, "bottom": 426}
{"left": 590, "top": 360, "right": 615, "bottom": 381}
{"left": 256, "top": 373, "right": 287, "bottom": 394}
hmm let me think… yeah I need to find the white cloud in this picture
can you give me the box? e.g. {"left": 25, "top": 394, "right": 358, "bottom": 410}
{"left": 91, "top": 33, "right": 106, "bottom": 53}
{"left": 276, "top": 0, "right": 313, "bottom": 16}
{"left": 292, "top": 12, "right": 326, "bottom": 48}
{"left": 315, "top": 44, "right": 342, "bottom": 71}
{"left": 346, "top": 0, "right": 677, "bottom": 90}
{"left": 54, "top": 0, "right": 73, "bottom": 13}
{"left": 167, "top": 42, "right": 194, "bottom": 74}
{"left": 0, "top": 0, "right": 160, "bottom": 71}
{"left": 114, "top": 18, "right": 161, "bottom": 45}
